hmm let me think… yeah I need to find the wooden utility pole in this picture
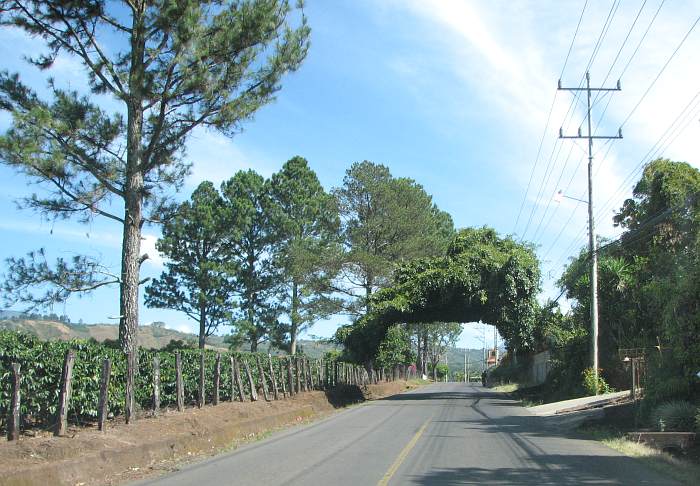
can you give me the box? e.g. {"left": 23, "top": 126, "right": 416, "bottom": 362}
{"left": 559, "top": 71, "right": 622, "bottom": 394}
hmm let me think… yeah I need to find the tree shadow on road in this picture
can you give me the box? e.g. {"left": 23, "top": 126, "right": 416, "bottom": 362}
{"left": 403, "top": 454, "right": 678, "bottom": 485}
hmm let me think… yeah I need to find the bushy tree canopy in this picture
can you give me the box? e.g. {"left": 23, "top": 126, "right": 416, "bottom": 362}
{"left": 339, "top": 227, "right": 540, "bottom": 365}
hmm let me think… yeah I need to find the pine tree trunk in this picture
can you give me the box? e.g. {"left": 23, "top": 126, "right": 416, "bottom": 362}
{"left": 247, "top": 285, "right": 257, "bottom": 352}
{"left": 290, "top": 280, "right": 299, "bottom": 355}
{"left": 198, "top": 303, "right": 206, "bottom": 349}
{"left": 119, "top": 3, "right": 146, "bottom": 355}
{"left": 364, "top": 274, "right": 373, "bottom": 314}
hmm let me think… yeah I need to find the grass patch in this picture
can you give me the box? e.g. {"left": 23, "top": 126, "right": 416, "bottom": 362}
{"left": 491, "top": 383, "right": 521, "bottom": 393}
{"left": 580, "top": 425, "right": 700, "bottom": 485}
{"left": 406, "top": 378, "right": 431, "bottom": 386}
{"left": 490, "top": 382, "right": 544, "bottom": 405}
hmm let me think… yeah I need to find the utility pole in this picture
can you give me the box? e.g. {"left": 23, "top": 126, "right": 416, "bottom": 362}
{"left": 558, "top": 71, "right": 622, "bottom": 394}
{"left": 493, "top": 326, "right": 498, "bottom": 363}
{"left": 445, "top": 353, "right": 448, "bottom": 383}
{"left": 464, "top": 349, "right": 467, "bottom": 383}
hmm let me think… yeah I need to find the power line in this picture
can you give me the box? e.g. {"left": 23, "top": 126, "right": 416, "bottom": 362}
{"left": 620, "top": 14, "right": 700, "bottom": 128}
{"left": 546, "top": 88, "right": 700, "bottom": 278}
{"left": 520, "top": 0, "right": 620, "bottom": 241}
{"left": 513, "top": 0, "right": 590, "bottom": 235}
{"left": 595, "top": 87, "right": 700, "bottom": 224}
{"left": 543, "top": 1, "right": 667, "bottom": 254}
{"left": 544, "top": 7, "right": 698, "bottom": 279}
{"left": 617, "top": 0, "right": 667, "bottom": 80}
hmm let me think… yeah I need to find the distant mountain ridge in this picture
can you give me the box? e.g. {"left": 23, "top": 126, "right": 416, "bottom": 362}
{"left": 1, "top": 317, "right": 491, "bottom": 367}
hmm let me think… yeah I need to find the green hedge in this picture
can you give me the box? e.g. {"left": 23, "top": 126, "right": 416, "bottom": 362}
{"left": 0, "top": 331, "right": 333, "bottom": 431}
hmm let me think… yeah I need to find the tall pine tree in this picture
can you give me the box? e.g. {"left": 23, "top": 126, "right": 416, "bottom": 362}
{"left": 270, "top": 156, "right": 341, "bottom": 354}
{"left": 0, "top": 1, "right": 310, "bottom": 355}
{"left": 221, "top": 170, "right": 280, "bottom": 352}
{"left": 144, "top": 182, "right": 230, "bottom": 349}
{"left": 332, "top": 161, "right": 454, "bottom": 315}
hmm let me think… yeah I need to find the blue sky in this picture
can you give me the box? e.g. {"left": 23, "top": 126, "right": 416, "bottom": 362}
{"left": 1, "top": 1, "right": 698, "bottom": 349}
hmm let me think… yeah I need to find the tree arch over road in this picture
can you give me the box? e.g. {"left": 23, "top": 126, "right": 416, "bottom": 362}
{"left": 338, "top": 227, "right": 541, "bottom": 364}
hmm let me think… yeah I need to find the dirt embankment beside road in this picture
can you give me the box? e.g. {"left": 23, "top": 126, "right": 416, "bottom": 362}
{"left": 0, "top": 380, "right": 420, "bottom": 486}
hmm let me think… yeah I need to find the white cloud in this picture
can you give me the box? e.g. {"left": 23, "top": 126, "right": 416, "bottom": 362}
{"left": 0, "top": 219, "right": 122, "bottom": 248}
{"left": 166, "top": 320, "right": 197, "bottom": 334}
{"left": 185, "top": 127, "right": 278, "bottom": 188}
{"left": 140, "top": 233, "right": 164, "bottom": 269}
{"left": 378, "top": 0, "right": 700, "bottom": 298}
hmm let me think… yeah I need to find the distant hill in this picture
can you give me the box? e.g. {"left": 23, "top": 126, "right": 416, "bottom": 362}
{"left": 444, "top": 347, "right": 490, "bottom": 377}
{"left": 0, "top": 318, "right": 339, "bottom": 357}
{"left": 0, "top": 318, "right": 490, "bottom": 367}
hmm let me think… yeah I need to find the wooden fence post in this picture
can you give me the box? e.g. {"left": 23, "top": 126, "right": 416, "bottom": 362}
{"left": 198, "top": 351, "right": 205, "bottom": 408}
{"left": 267, "top": 355, "right": 279, "bottom": 400}
{"left": 307, "top": 359, "right": 314, "bottom": 390}
{"left": 175, "top": 352, "right": 184, "bottom": 412}
{"left": 256, "top": 356, "right": 271, "bottom": 401}
{"left": 286, "top": 358, "right": 294, "bottom": 396}
{"left": 279, "top": 359, "right": 288, "bottom": 398}
{"left": 300, "top": 358, "right": 308, "bottom": 392}
{"left": 295, "top": 357, "right": 302, "bottom": 393}
{"left": 302, "top": 359, "right": 308, "bottom": 390}
{"left": 232, "top": 357, "right": 246, "bottom": 402}
{"left": 309, "top": 360, "right": 318, "bottom": 390}
{"left": 97, "top": 358, "right": 111, "bottom": 431}
{"left": 55, "top": 349, "right": 76, "bottom": 436}
{"left": 318, "top": 359, "right": 324, "bottom": 390}
{"left": 243, "top": 358, "right": 258, "bottom": 401}
{"left": 214, "top": 353, "right": 221, "bottom": 405}
{"left": 153, "top": 356, "right": 160, "bottom": 416}
{"left": 7, "top": 363, "right": 20, "bottom": 441}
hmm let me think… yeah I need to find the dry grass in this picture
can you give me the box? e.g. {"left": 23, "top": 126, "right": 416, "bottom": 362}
{"left": 583, "top": 426, "right": 700, "bottom": 485}
{"left": 491, "top": 383, "right": 521, "bottom": 393}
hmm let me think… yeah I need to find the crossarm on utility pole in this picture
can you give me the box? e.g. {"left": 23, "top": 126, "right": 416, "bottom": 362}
{"left": 557, "top": 71, "right": 623, "bottom": 395}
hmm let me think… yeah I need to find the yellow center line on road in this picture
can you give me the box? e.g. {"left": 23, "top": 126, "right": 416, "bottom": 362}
{"left": 377, "top": 416, "right": 432, "bottom": 486}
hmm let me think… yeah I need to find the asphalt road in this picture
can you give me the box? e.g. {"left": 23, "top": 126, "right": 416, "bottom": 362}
{"left": 136, "top": 383, "right": 678, "bottom": 485}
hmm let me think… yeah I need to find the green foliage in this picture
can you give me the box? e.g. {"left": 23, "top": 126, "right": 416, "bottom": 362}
{"left": 146, "top": 181, "right": 232, "bottom": 348}
{"left": 430, "top": 363, "right": 448, "bottom": 380}
{"left": 415, "top": 322, "right": 461, "bottom": 378}
{"left": 161, "top": 339, "right": 194, "bottom": 353}
{"left": 339, "top": 227, "right": 540, "bottom": 365}
{"left": 642, "top": 354, "right": 692, "bottom": 414}
{"left": 557, "top": 159, "right": 700, "bottom": 399}
{"left": 332, "top": 161, "right": 455, "bottom": 315}
{"left": 221, "top": 170, "right": 282, "bottom": 352}
{"left": 541, "top": 329, "right": 589, "bottom": 402}
{"left": 0, "top": 0, "right": 310, "bottom": 353}
{"left": 582, "top": 368, "right": 614, "bottom": 396}
{"left": 376, "top": 325, "right": 414, "bottom": 369}
{"left": 0, "top": 330, "right": 335, "bottom": 432}
{"left": 488, "top": 359, "right": 530, "bottom": 386}
{"left": 651, "top": 401, "right": 697, "bottom": 432}
{"left": 269, "top": 156, "right": 342, "bottom": 353}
